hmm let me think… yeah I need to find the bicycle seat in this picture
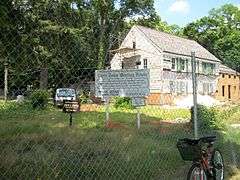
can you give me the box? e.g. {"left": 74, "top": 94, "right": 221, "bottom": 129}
{"left": 199, "top": 136, "right": 216, "bottom": 143}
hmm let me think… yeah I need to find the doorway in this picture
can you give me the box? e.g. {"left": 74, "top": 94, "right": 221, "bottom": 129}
{"left": 228, "top": 85, "right": 231, "bottom": 99}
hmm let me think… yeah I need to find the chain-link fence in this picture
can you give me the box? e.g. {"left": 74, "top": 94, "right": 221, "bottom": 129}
{"left": 1, "top": 1, "right": 240, "bottom": 179}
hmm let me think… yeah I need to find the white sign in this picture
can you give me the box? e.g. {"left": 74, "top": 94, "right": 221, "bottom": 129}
{"left": 132, "top": 97, "right": 145, "bottom": 107}
{"left": 95, "top": 69, "right": 150, "bottom": 97}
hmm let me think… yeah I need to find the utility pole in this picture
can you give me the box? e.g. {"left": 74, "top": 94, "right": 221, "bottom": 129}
{"left": 191, "top": 52, "right": 198, "bottom": 139}
{"left": 4, "top": 59, "right": 8, "bottom": 101}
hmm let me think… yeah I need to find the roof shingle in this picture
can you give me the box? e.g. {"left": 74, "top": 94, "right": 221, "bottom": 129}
{"left": 219, "top": 64, "right": 239, "bottom": 75}
{"left": 136, "top": 25, "right": 220, "bottom": 62}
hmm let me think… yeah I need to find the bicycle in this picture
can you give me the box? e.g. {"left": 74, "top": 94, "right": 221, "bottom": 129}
{"left": 177, "top": 135, "right": 224, "bottom": 180}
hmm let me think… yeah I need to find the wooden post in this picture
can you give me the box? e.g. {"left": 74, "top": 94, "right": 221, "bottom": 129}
{"left": 4, "top": 61, "right": 8, "bottom": 101}
{"left": 191, "top": 52, "right": 198, "bottom": 139}
{"left": 69, "top": 113, "right": 73, "bottom": 126}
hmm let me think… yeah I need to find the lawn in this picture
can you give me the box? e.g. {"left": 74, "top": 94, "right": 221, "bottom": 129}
{"left": 0, "top": 101, "right": 239, "bottom": 179}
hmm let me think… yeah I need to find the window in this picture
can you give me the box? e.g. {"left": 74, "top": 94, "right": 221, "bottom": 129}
{"left": 203, "top": 83, "right": 209, "bottom": 95}
{"left": 179, "top": 59, "right": 185, "bottom": 71}
{"left": 172, "top": 58, "right": 176, "bottom": 70}
{"left": 197, "top": 61, "right": 200, "bottom": 73}
{"left": 163, "top": 68, "right": 170, "bottom": 71}
{"left": 234, "top": 75, "right": 236, "bottom": 79}
{"left": 222, "top": 74, "right": 225, "bottom": 78}
{"left": 203, "top": 83, "right": 214, "bottom": 95}
{"left": 133, "top": 41, "right": 136, "bottom": 49}
{"left": 121, "top": 61, "right": 124, "bottom": 69}
{"left": 143, "top": 59, "right": 147, "bottom": 69}
{"left": 229, "top": 75, "right": 231, "bottom": 78}
{"left": 186, "top": 59, "right": 189, "bottom": 72}
{"left": 202, "top": 62, "right": 215, "bottom": 74}
{"left": 180, "top": 82, "right": 185, "bottom": 93}
{"left": 170, "top": 81, "right": 175, "bottom": 93}
{"left": 222, "top": 86, "right": 225, "bottom": 97}
{"left": 176, "top": 58, "right": 185, "bottom": 71}
{"left": 175, "top": 81, "right": 187, "bottom": 94}
{"left": 163, "top": 59, "right": 170, "bottom": 62}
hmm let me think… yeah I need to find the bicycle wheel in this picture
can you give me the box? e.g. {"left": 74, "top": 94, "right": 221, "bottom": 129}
{"left": 212, "top": 149, "right": 224, "bottom": 180}
{"left": 187, "top": 163, "right": 207, "bottom": 180}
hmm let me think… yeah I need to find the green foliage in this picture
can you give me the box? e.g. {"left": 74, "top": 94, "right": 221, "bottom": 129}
{"left": 30, "top": 90, "right": 49, "bottom": 109}
{"left": 114, "top": 97, "right": 134, "bottom": 110}
{"left": 218, "top": 105, "right": 240, "bottom": 124}
{"left": 78, "top": 92, "right": 90, "bottom": 104}
{"left": 129, "top": 12, "right": 183, "bottom": 36}
{"left": 0, "top": 0, "right": 156, "bottom": 93}
{"left": 191, "top": 105, "right": 226, "bottom": 131}
{"left": 183, "top": 4, "right": 240, "bottom": 72}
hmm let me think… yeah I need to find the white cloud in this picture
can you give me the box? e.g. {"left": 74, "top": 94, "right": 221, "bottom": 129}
{"left": 169, "top": 0, "right": 190, "bottom": 14}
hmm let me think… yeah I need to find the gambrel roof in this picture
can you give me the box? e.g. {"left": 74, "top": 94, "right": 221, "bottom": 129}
{"left": 135, "top": 25, "right": 220, "bottom": 62}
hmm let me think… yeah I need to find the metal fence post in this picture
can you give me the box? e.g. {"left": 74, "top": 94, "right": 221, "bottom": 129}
{"left": 137, "top": 107, "right": 141, "bottom": 129}
{"left": 191, "top": 52, "right": 198, "bottom": 139}
{"left": 4, "top": 60, "right": 8, "bottom": 101}
{"left": 105, "top": 97, "right": 110, "bottom": 126}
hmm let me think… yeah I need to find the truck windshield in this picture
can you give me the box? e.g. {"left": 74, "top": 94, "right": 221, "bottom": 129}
{"left": 57, "top": 89, "right": 75, "bottom": 97}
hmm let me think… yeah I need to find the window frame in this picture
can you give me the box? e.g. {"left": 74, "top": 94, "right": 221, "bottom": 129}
{"left": 202, "top": 62, "right": 215, "bottom": 74}
{"left": 171, "top": 58, "right": 176, "bottom": 70}
{"left": 133, "top": 41, "right": 136, "bottom": 49}
{"left": 143, "top": 58, "right": 148, "bottom": 69}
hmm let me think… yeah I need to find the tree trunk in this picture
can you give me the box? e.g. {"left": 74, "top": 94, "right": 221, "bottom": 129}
{"left": 40, "top": 68, "right": 48, "bottom": 90}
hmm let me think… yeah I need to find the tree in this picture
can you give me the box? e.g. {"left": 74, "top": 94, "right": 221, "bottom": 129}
{"left": 91, "top": 0, "right": 156, "bottom": 69}
{"left": 0, "top": 0, "right": 157, "bottom": 95}
{"left": 128, "top": 12, "right": 183, "bottom": 36}
{"left": 183, "top": 4, "right": 240, "bottom": 71}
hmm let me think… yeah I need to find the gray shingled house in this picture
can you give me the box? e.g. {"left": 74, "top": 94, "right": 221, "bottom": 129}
{"left": 110, "top": 25, "right": 221, "bottom": 105}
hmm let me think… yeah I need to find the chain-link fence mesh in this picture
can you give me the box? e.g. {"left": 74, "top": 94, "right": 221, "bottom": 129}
{"left": 1, "top": 1, "right": 240, "bottom": 179}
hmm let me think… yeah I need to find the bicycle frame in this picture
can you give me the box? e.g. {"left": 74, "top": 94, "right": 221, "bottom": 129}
{"left": 195, "top": 142, "right": 215, "bottom": 178}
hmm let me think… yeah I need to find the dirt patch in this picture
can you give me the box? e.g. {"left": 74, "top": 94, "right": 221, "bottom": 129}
{"left": 80, "top": 104, "right": 101, "bottom": 112}
{"left": 105, "top": 120, "right": 128, "bottom": 129}
{"left": 146, "top": 120, "right": 191, "bottom": 134}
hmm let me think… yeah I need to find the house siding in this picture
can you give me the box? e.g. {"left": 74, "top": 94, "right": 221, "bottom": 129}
{"left": 110, "top": 26, "right": 163, "bottom": 93}
{"left": 216, "top": 73, "right": 240, "bottom": 103}
{"left": 110, "top": 26, "right": 221, "bottom": 105}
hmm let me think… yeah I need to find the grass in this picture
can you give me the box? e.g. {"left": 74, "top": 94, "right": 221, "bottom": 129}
{"left": 104, "top": 105, "right": 190, "bottom": 125}
{"left": 220, "top": 105, "right": 240, "bottom": 124}
{"left": 0, "top": 101, "right": 239, "bottom": 179}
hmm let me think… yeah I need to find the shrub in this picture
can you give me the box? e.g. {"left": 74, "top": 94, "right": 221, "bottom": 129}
{"left": 191, "top": 105, "right": 225, "bottom": 131}
{"left": 30, "top": 90, "right": 49, "bottom": 109}
{"left": 78, "top": 92, "right": 92, "bottom": 104}
{"left": 114, "top": 97, "right": 133, "bottom": 110}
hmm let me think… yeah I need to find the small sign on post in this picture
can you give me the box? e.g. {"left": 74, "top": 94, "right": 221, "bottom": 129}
{"left": 132, "top": 97, "right": 145, "bottom": 107}
{"left": 63, "top": 101, "right": 79, "bottom": 126}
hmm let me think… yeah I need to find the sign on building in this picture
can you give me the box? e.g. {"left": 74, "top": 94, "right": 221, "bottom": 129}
{"left": 95, "top": 69, "right": 150, "bottom": 98}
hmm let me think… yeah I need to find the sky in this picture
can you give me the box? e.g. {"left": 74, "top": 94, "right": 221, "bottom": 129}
{"left": 154, "top": 0, "right": 240, "bottom": 27}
